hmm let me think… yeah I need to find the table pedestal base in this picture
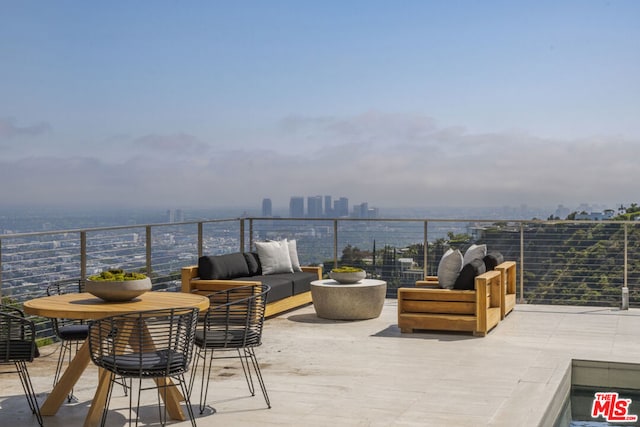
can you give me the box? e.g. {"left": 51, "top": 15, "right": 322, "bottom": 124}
{"left": 311, "top": 279, "right": 386, "bottom": 320}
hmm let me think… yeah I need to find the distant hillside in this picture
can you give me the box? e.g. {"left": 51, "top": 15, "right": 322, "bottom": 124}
{"left": 479, "top": 222, "right": 639, "bottom": 307}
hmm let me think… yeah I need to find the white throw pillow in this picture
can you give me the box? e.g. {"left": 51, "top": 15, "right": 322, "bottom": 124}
{"left": 255, "top": 240, "right": 293, "bottom": 275}
{"left": 288, "top": 239, "right": 302, "bottom": 272}
{"left": 437, "top": 248, "right": 463, "bottom": 289}
{"left": 463, "top": 244, "right": 487, "bottom": 265}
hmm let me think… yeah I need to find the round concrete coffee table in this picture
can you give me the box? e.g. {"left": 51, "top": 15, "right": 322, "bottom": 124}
{"left": 310, "top": 279, "right": 387, "bottom": 320}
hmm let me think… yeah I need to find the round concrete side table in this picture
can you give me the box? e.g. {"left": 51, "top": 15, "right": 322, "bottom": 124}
{"left": 310, "top": 279, "right": 387, "bottom": 320}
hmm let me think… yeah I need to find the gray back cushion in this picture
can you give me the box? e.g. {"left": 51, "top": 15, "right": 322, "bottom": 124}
{"left": 243, "top": 252, "right": 262, "bottom": 276}
{"left": 198, "top": 253, "right": 250, "bottom": 280}
{"left": 437, "top": 249, "right": 463, "bottom": 289}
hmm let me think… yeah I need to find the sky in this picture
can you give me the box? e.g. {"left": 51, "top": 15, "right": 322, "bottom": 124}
{"left": 1, "top": 0, "right": 639, "bottom": 213}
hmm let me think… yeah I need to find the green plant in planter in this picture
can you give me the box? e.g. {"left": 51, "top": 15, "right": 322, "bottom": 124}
{"left": 329, "top": 266, "right": 366, "bottom": 284}
{"left": 86, "top": 269, "right": 151, "bottom": 302}
{"left": 331, "top": 266, "right": 364, "bottom": 273}
{"left": 88, "top": 269, "right": 147, "bottom": 281}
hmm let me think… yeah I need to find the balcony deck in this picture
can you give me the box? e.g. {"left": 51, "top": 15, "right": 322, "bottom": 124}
{"left": 2, "top": 301, "right": 640, "bottom": 426}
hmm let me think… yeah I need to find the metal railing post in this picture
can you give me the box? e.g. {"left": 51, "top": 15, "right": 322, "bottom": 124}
{"left": 423, "top": 220, "right": 428, "bottom": 277}
{"left": 242, "top": 218, "right": 253, "bottom": 252}
{"left": 146, "top": 226, "right": 152, "bottom": 277}
{"left": 622, "top": 223, "right": 629, "bottom": 310}
{"left": 0, "top": 239, "right": 3, "bottom": 299}
{"left": 248, "top": 218, "right": 254, "bottom": 251}
{"left": 197, "top": 222, "right": 203, "bottom": 258}
{"left": 80, "top": 231, "right": 87, "bottom": 282}
{"left": 519, "top": 222, "right": 525, "bottom": 304}
{"left": 333, "top": 219, "right": 338, "bottom": 269}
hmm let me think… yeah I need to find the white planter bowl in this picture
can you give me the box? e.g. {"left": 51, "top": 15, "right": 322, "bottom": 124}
{"left": 329, "top": 270, "right": 366, "bottom": 284}
{"left": 86, "top": 277, "right": 152, "bottom": 302}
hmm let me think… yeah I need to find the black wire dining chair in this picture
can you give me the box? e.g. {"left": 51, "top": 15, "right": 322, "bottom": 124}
{"left": 46, "top": 280, "right": 89, "bottom": 401}
{"left": 0, "top": 304, "right": 43, "bottom": 426}
{"left": 87, "top": 307, "right": 199, "bottom": 427}
{"left": 189, "top": 284, "right": 271, "bottom": 414}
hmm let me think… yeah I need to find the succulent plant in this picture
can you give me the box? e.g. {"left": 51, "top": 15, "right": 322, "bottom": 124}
{"left": 88, "top": 269, "right": 147, "bottom": 281}
{"left": 331, "top": 266, "right": 364, "bottom": 273}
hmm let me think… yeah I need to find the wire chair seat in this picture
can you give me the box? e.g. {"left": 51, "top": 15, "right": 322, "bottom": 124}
{"left": 0, "top": 305, "right": 43, "bottom": 426}
{"left": 55, "top": 323, "right": 89, "bottom": 340}
{"left": 194, "top": 327, "right": 261, "bottom": 348}
{"left": 0, "top": 338, "right": 37, "bottom": 359}
{"left": 98, "top": 349, "right": 188, "bottom": 377}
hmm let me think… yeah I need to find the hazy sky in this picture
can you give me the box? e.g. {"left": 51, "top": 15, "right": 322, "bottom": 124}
{"left": 1, "top": 1, "right": 639, "bottom": 211}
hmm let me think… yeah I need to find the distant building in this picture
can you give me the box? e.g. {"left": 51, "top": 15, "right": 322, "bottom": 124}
{"left": 334, "top": 197, "right": 349, "bottom": 217}
{"left": 351, "top": 202, "right": 378, "bottom": 219}
{"left": 575, "top": 209, "right": 616, "bottom": 220}
{"left": 274, "top": 195, "right": 376, "bottom": 218}
{"left": 358, "top": 202, "right": 369, "bottom": 218}
{"left": 307, "top": 195, "right": 323, "bottom": 217}
{"left": 289, "top": 197, "right": 304, "bottom": 218}
{"left": 167, "top": 209, "right": 184, "bottom": 223}
{"left": 261, "top": 198, "right": 272, "bottom": 217}
{"left": 324, "top": 195, "right": 333, "bottom": 216}
{"left": 397, "top": 258, "right": 414, "bottom": 271}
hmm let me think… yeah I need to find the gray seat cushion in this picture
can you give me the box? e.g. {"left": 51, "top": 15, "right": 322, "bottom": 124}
{"left": 100, "top": 349, "right": 186, "bottom": 377}
{"left": 234, "top": 274, "right": 293, "bottom": 301}
{"left": 58, "top": 324, "right": 89, "bottom": 340}
{"left": 291, "top": 272, "right": 317, "bottom": 295}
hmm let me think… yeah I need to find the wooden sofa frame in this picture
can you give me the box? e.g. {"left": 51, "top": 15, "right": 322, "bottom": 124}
{"left": 397, "top": 269, "right": 502, "bottom": 337}
{"left": 495, "top": 261, "right": 517, "bottom": 319}
{"left": 181, "top": 265, "right": 322, "bottom": 318}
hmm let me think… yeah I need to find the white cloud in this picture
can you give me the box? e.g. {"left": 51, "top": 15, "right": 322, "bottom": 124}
{"left": 1, "top": 112, "right": 638, "bottom": 211}
{"left": 132, "top": 133, "right": 210, "bottom": 155}
{"left": 0, "top": 118, "right": 51, "bottom": 141}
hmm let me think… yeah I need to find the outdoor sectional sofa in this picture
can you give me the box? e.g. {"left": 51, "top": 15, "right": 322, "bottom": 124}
{"left": 181, "top": 251, "right": 322, "bottom": 318}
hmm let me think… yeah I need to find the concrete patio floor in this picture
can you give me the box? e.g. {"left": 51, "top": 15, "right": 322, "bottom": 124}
{"left": 2, "top": 300, "right": 640, "bottom": 426}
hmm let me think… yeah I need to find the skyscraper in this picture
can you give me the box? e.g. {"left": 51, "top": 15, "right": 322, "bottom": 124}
{"left": 289, "top": 197, "right": 304, "bottom": 218}
{"left": 262, "top": 198, "right": 272, "bottom": 217}
{"left": 324, "top": 195, "right": 333, "bottom": 216}
{"left": 359, "top": 202, "right": 369, "bottom": 218}
{"left": 307, "top": 195, "right": 323, "bottom": 217}
{"left": 334, "top": 197, "right": 349, "bottom": 217}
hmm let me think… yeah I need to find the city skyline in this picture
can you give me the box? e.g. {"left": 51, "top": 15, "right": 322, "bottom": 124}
{"left": 265, "top": 195, "right": 378, "bottom": 218}
{"left": 0, "top": 200, "right": 634, "bottom": 237}
{"left": 2, "top": 2, "right": 639, "bottom": 210}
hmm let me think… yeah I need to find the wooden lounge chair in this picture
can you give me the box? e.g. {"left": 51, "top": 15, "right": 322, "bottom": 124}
{"left": 397, "top": 269, "right": 502, "bottom": 337}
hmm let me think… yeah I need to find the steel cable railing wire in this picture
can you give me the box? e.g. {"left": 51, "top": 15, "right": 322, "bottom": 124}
{"left": 2, "top": 216, "right": 640, "bottom": 339}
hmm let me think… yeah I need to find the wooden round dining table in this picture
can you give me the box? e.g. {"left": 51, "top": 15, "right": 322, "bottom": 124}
{"left": 24, "top": 291, "right": 210, "bottom": 427}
